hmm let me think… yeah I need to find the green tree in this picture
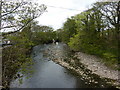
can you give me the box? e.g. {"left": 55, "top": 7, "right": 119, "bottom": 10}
{"left": 61, "top": 17, "right": 77, "bottom": 43}
{"left": 32, "top": 25, "right": 56, "bottom": 44}
{"left": 68, "top": 1, "right": 119, "bottom": 69}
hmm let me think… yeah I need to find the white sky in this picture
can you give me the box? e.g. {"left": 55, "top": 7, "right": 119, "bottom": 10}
{"left": 32, "top": 0, "right": 98, "bottom": 30}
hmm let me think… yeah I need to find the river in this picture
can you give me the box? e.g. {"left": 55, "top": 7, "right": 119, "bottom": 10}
{"left": 10, "top": 43, "right": 117, "bottom": 88}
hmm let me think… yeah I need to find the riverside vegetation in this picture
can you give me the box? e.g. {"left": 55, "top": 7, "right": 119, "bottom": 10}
{"left": 57, "top": 2, "right": 119, "bottom": 70}
{"left": 1, "top": 0, "right": 120, "bottom": 88}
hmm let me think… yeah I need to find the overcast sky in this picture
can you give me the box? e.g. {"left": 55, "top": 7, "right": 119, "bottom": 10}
{"left": 33, "top": 0, "right": 97, "bottom": 30}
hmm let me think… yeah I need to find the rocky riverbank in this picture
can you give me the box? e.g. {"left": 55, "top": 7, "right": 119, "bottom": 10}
{"left": 46, "top": 44, "right": 120, "bottom": 88}
{"left": 74, "top": 52, "right": 119, "bottom": 81}
{"left": 52, "top": 57, "right": 120, "bottom": 88}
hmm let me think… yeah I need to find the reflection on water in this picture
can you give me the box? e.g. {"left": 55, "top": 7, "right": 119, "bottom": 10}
{"left": 10, "top": 43, "right": 116, "bottom": 88}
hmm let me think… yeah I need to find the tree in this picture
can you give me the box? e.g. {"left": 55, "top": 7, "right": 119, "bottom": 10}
{"left": 68, "top": 1, "right": 119, "bottom": 68}
{"left": 62, "top": 17, "right": 77, "bottom": 43}
{"left": 31, "top": 25, "right": 56, "bottom": 44}
{"left": 93, "top": 1, "right": 120, "bottom": 39}
{"left": 0, "top": 0, "right": 47, "bottom": 35}
{"left": 93, "top": 1, "right": 120, "bottom": 62}
{"left": 56, "top": 29, "right": 64, "bottom": 42}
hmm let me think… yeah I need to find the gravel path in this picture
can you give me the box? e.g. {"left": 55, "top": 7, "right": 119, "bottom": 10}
{"left": 75, "top": 52, "right": 119, "bottom": 82}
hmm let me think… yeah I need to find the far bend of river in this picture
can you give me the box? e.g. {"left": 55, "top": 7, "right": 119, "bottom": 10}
{"left": 10, "top": 43, "right": 115, "bottom": 88}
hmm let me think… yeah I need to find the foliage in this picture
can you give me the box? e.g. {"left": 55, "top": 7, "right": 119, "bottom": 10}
{"left": 2, "top": 27, "right": 34, "bottom": 88}
{"left": 68, "top": 32, "right": 83, "bottom": 51}
{"left": 60, "top": 17, "right": 77, "bottom": 43}
{"left": 1, "top": 0, "right": 47, "bottom": 35}
{"left": 58, "top": 1, "right": 119, "bottom": 69}
{"left": 31, "top": 25, "right": 57, "bottom": 44}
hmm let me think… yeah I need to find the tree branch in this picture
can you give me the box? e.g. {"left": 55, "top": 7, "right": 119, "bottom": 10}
{"left": 2, "top": 16, "right": 40, "bottom": 36}
{"left": 0, "top": 25, "right": 17, "bottom": 29}
{"left": 1, "top": 2, "right": 26, "bottom": 18}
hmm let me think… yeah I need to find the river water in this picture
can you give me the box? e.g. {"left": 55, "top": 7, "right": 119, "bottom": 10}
{"left": 10, "top": 43, "right": 116, "bottom": 88}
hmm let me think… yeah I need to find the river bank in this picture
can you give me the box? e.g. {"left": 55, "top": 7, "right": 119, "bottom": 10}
{"left": 75, "top": 52, "right": 119, "bottom": 81}
{"left": 52, "top": 58, "right": 120, "bottom": 88}
{"left": 47, "top": 43, "right": 120, "bottom": 88}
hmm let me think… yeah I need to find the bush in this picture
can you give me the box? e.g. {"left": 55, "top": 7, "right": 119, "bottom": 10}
{"left": 103, "top": 52, "right": 117, "bottom": 64}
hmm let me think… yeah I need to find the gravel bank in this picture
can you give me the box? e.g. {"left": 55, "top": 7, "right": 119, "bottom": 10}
{"left": 74, "top": 52, "right": 119, "bottom": 81}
